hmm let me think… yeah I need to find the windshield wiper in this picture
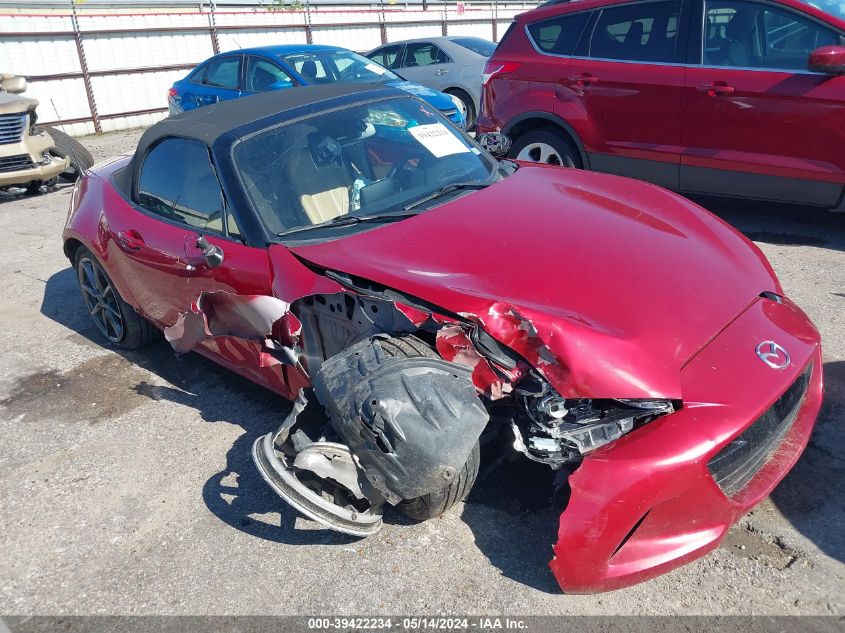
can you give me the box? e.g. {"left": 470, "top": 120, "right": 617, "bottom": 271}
{"left": 276, "top": 212, "right": 421, "bottom": 238}
{"left": 402, "top": 181, "right": 491, "bottom": 212}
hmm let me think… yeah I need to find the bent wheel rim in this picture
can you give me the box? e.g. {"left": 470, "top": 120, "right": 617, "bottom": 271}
{"left": 78, "top": 257, "right": 124, "bottom": 342}
{"left": 516, "top": 142, "right": 563, "bottom": 165}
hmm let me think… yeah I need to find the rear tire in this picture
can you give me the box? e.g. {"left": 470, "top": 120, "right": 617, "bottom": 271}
{"left": 74, "top": 247, "right": 161, "bottom": 349}
{"left": 38, "top": 125, "right": 94, "bottom": 182}
{"left": 373, "top": 334, "right": 482, "bottom": 521}
{"left": 508, "top": 128, "right": 581, "bottom": 168}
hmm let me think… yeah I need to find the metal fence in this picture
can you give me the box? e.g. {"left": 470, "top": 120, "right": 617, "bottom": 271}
{"left": 0, "top": 0, "right": 535, "bottom": 136}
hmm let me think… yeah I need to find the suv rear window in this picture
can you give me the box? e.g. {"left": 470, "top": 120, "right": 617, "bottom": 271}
{"left": 527, "top": 12, "right": 591, "bottom": 55}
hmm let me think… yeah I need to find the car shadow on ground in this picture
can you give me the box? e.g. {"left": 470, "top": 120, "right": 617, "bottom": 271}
{"left": 459, "top": 439, "right": 565, "bottom": 593}
{"left": 769, "top": 360, "right": 845, "bottom": 564}
{"left": 0, "top": 183, "right": 68, "bottom": 205}
{"left": 692, "top": 196, "right": 845, "bottom": 251}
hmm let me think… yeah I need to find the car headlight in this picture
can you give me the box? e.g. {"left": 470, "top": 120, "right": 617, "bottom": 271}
{"left": 513, "top": 380, "right": 676, "bottom": 465}
{"left": 448, "top": 94, "right": 467, "bottom": 122}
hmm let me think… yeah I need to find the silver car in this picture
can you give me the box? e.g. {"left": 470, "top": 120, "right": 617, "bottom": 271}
{"left": 366, "top": 36, "right": 496, "bottom": 128}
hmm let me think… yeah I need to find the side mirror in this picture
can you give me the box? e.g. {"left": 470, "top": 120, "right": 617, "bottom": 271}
{"left": 476, "top": 131, "right": 512, "bottom": 157}
{"left": 808, "top": 45, "right": 845, "bottom": 74}
{"left": 195, "top": 235, "right": 224, "bottom": 268}
{"left": 269, "top": 80, "right": 293, "bottom": 91}
{"left": 1, "top": 75, "right": 27, "bottom": 94}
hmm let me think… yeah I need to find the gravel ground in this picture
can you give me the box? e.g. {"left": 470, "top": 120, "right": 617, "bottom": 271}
{"left": 0, "top": 129, "right": 843, "bottom": 616}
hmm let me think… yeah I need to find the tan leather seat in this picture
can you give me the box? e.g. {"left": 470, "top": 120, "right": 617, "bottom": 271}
{"left": 300, "top": 187, "right": 349, "bottom": 224}
{"left": 286, "top": 130, "right": 352, "bottom": 224}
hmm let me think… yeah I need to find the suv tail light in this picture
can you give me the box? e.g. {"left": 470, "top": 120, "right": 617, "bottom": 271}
{"left": 482, "top": 61, "right": 522, "bottom": 86}
{"left": 167, "top": 87, "right": 178, "bottom": 100}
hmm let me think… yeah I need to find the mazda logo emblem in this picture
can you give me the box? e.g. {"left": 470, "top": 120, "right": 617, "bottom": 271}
{"left": 756, "top": 341, "right": 790, "bottom": 369}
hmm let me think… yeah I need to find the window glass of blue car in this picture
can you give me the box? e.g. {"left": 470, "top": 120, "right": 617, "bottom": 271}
{"left": 704, "top": 0, "right": 839, "bottom": 69}
{"left": 245, "top": 56, "right": 295, "bottom": 91}
{"left": 795, "top": 0, "right": 845, "bottom": 19}
{"left": 282, "top": 50, "right": 400, "bottom": 84}
{"left": 138, "top": 138, "right": 240, "bottom": 237}
{"left": 233, "top": 97, "right": 495, "bottom": 238}
{"left": 199, "top": 56, "right": 240, "bottom": 89}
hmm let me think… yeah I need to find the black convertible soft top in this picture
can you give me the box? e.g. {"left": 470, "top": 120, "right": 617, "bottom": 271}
{"left": 113, "top": 83, "right": 404, "bottom": 197}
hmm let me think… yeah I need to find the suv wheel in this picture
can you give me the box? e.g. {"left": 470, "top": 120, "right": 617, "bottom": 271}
{"left": 509, "top": 129, "right": 581, "bottom": 168}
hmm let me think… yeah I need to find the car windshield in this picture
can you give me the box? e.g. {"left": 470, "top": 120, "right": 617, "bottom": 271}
{"left": 282, "top": 50, "right": 401, "bottom": 85}
{"left": 234, "top": 97, "right": 499, "bottom": 239}
{"left": 796, "top": 0, "right": 845, "bottom": 18}
{"left": 452, "top": 37, "right": 498, "bottom": 57}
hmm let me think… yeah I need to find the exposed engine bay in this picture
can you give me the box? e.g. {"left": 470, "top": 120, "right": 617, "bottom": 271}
{"left": 165, "top": 279, "right": 677, "bottom": 537}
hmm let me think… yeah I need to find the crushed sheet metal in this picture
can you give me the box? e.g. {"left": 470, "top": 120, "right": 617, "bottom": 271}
{"left": 436, "top": 324, "right": 521, "bottom": 399}
{"left": 292, "top": 442, "right": 373, "bottom": 502}
{"left": 164, "top": 286, "right": 524, "bottom": 402}
{"left": 464, "top": 302, "right": 570, "bottom": 391}
{"left": 164, "top": 291, "right": 291, "bottom": 352}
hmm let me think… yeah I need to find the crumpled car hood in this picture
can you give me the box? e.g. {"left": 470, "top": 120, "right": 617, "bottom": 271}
{"left": 289, "top": 165, "right": 780, "bottom": 399}
{"left": 0, "top": 92, "right": 38, "bottom": 115}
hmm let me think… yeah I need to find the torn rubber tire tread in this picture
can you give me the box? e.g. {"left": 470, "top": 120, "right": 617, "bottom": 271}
{"left": 314, "top": 334, "right": 489, "bottom": 505}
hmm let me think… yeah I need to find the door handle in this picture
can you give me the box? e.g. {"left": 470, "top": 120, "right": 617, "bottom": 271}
{"left": 117, "top": 230, "right": 145, "bottom": 251}
{"left": 565, "top": 73, "right": 598, "bottom": 88}
{"left": 435, "top": 68, "right": 449, "bottom": 75}
{"left": 698, "top": 82, "right": 735, "bottom": 96}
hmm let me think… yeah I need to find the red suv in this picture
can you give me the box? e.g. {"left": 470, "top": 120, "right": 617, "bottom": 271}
{"left": 477, "top": 0, "right": 845, "bottom": 210}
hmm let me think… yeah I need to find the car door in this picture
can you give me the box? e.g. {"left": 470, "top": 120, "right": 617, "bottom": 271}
{"left": 186, "top": 55, "right": 243, "bottom": 110}
{"left": 243, "top": 55, "right": 297, "bottom": 94}
{"left": 106, "top": 137, "right": 287, "bottom": 390}
{"left": 681, "top": 0, "right": 845, "bottom": 205}
{"left": 536, "top": 0, "right": 687, "bottom": 188}
{"left": 399, "top": 42, "right": 457, "bottom": 91}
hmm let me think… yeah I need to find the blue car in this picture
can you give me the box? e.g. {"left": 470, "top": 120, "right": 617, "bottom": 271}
{"left": 168, "top": 44, "right": 467, "bottom": 129}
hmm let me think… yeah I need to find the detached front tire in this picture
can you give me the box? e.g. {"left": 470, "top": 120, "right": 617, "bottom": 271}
{"left": 74, "top": 247, "right": 160, "bottom": 349}
{"left": 373, "top": 334, "right": 482, "bottom": 521}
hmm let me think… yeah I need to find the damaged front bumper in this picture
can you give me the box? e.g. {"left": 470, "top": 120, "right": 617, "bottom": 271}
{"left": 550, "top": 297, "right": 822, "bottom": 593}
{"left": 0, "top": 129, "right": 68, "bottom": 188}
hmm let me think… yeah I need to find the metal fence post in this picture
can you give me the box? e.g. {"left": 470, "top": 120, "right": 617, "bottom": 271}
{"left": 70, "top": 0, "right": 101, "bottom": 134}
{"left": 492, "top": 0, "right": 498, "bottom": 41}
{"left": 441, "top": 4, "right": 448, "bottom": 35}
{"left": 207, "top": 0, "right": 220, "bottom": 53}
{"left": 379, "top": 0, "right": 387, "bottom": 45}
{"left": 304, "top": 0, "right": 313, "bottom": 44}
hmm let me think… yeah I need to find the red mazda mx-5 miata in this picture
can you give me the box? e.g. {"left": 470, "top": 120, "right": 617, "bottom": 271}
{"left": 63, "top": 83, "right": 823, "bottom": 593}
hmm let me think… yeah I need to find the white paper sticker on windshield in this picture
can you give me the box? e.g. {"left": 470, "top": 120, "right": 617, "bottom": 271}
{"left": 364, "top": 63, "right": 387, "bottom": 75}
{"left": 409, "top": 123, "right": 471, "bottom": 158}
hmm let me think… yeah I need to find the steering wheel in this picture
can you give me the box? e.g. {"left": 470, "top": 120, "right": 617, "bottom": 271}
{"left": 388, "top": 150, "right": 433, "bottom": 191}
{"left": 339, "top": 65, "right": 365, "bottom": 81}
